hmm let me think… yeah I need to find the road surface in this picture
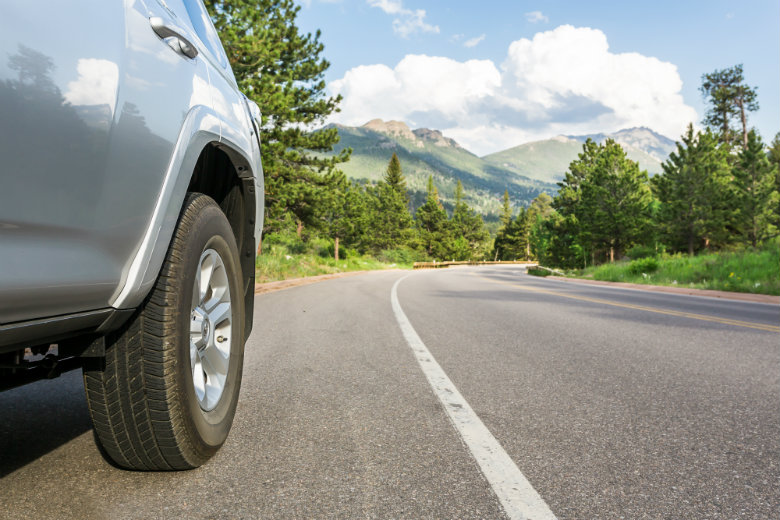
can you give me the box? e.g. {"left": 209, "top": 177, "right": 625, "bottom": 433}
{"left": 1, "top": 265, "right": 778, "bottom": 519}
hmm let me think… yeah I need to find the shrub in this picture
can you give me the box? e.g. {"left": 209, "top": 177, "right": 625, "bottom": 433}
{"left": 262, "top": 232, "right": 308, "bottom": 255}
{"left": 626, "top": 245, "right": 658, "bottom": 260}
{"left": 377, "top": 247, "right": 424, "bottom": 265}
{"left": 628, "top": 257, "right": 659, "bottom": 275}
{"left": 317, "top": 243, "right": 355, "bottom": 259}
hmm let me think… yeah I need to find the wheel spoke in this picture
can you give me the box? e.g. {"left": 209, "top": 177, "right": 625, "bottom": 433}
{"left": 190, "top": 340, "right": 199, "bottom": 371}
{"left": 192, "top": 358, "right": 206, "bottom": 401}
{"left": 203, "top": 342, "right": 229, "bottom": 377}
{"left": 208, "top": 302, "right": 232, "bottom": 328}
{"left": 199, "top": 252, "right": 215, "bottom": 302}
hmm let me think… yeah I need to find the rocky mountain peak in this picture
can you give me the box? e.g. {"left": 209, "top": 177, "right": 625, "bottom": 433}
{"left": 413, "top": 128, "right": 460, "bottom": 148}
{"left": 362, "top": 119, "right": 417, "bottom": 141}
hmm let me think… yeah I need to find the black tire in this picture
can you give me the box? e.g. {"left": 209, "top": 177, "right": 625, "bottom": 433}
{"left": 84, "top": 193, "right": 245, "bottom": 470}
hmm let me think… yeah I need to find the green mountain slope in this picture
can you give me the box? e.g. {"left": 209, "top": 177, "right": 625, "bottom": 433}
{"left": 326, "top": 120, "right": 557, "bottom": 219}
{"left": 482, "top": 128, "right": 676, "bottom": 184}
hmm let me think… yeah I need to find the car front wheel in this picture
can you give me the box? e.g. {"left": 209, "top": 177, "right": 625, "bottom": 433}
{"left": 84, "top": 193, "right": 245, "bottom": 470}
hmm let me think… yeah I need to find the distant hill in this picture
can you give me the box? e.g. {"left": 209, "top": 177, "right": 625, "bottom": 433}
{"left": 571, "top": 127, "right": 677, "bottom": 163}
{"left": 482, "top": 127, "right": 677, "bottom": 184}
{"left": 323, "top": 121, "right": 677, "bottom": 217}
{"left": 325, "top": 119, "right": 557, "bottom": 219}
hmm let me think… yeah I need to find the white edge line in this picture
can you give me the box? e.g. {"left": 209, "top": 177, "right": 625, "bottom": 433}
{"left": 391, "top": 274, "right": 557, "bottom": 520}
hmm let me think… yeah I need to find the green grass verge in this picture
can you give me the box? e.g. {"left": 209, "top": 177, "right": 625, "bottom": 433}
{"left": 566, "top": 243, "right": 779, "bottom": 295}
{"left": 255, "top": 233, "right": 413, "bottom": 283}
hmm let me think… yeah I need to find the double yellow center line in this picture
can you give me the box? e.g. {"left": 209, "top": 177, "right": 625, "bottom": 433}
{"left": 477, "top": 275, "right": 780, "bottom": 333}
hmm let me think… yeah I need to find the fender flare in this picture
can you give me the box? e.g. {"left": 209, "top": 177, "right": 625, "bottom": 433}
{"left": 110, "top": 106, "right": 263, "bottom": 310}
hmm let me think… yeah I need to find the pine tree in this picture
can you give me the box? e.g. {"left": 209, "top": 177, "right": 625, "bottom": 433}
{"left": 500, "top": 189, "right": 512, "bottom": 227}
{"left": 528, "top": 192, "right": 555, "bottom": 221}
{"left": 768, "top": 133, "right": 780, "bottom": 168}
{"left": 541, "top": 213, "right": 584, "bottom": 269}
{"left": 733, "top": 130, "right": 778, "bottom": 246}
{"left": 700, "top": 64, "right": 759, "bottom": 148}
{"left": 527, "top": 193, "right": 555, "bottom": 261}
{"left": 205, "top": 0, "right": 350, "bottom": 235}
{"left": 366, "top": 154, "right": 413, "bottom": 252}
{"left": 450, "top": 181, "right": 489, "bottom": 260}
{"left": 769, "top": 133, "right": 780, "bottom": 195}
{"left": 652, "top": 125, "right": 734, "bottom": 254}
{"left": 415, "top": 176, "right": 452, "bottom": 259}
{"left": 578, "top": 139, "right": 653, "bottom": 262}
{"left": 384, "top": 153, "right": 406, "bottom": 192}
{"left": 493, "top": 209, "right": 530, "bottom": 261}
{"left": 329, "top": 181, "right": 372, "bottom": 253}
{"left": 768, "top": 133, "right": 780, "bottom": 233}
{"left": 554, "top": 139, "right": 600, "bottom": 262}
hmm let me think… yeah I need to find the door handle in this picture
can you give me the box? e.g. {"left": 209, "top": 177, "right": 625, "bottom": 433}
{"left": 149, "top": 17, "right": 198, "bottom": 59}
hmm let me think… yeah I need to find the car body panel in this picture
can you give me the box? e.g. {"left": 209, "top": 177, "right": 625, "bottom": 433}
{"left": 0, "top": 2, "right": 124, "bottom": 323}
{"left": 0, "top": 0, "right": 262, "bottom": 324}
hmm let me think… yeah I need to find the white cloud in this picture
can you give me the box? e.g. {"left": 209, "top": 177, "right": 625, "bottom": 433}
{"left": 368, "top": 0, "right": 403, "bottom": 14}
{"left": 64, "top": 58, "right": 119, "bottom": 111}
{"left": 328, "top": 25, "right": 697, "bottom": 155}
{"left": 463, "top": 34, "right": 486, "bottom": 48}
{"left": 367, "top": 0, "right": 439, "bottom": 37}
{"left": 525, "top": 11, "right": 549, "bottom": 24}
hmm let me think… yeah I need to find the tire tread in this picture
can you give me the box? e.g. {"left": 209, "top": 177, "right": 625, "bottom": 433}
{"left": 84, "top": 194, "right": 229, "bottom": 470}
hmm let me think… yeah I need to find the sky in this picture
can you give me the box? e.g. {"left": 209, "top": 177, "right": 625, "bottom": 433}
{"left": 296, "top": 0, "right": 779, "bottom": 156}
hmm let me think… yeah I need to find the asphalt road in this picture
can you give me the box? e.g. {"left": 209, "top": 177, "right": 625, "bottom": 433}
{"left": 1, "top": 265, "right": 778, "bottom": 519}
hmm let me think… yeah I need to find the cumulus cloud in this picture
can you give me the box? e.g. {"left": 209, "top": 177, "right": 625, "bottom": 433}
{"left": 328, "top": 25, "right": 697, "bottom": 155}
{"left": 463, "top": 34, "right": 486, "bottom": 48}
{"left": 367, "top": 0, "right": 439, "bottom": 37}
{"left": 525, "top": 11, "right": 549, "bottom": 24}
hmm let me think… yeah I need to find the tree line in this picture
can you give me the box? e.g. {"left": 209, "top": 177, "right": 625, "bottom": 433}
{"left": 497, "top": 64, "right": 779, "bottom": 268}
{"left": 206, "top": 1, "right": 779, "bottom": 267}
{"left": 321, "top": 153, "right": 492, "bottom": 261}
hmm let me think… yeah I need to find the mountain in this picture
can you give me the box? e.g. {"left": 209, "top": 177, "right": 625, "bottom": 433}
{"left": 482, "top": 127, "right": 677, "bottom": 184}
{"left": 572, "top": 127, "right": 677, "bottom": 162}
{"left": 326, "top": 119, "right": 557, "bottom": 219}
{"left": 324, "top": 121, "right": 677, "bottom": 217}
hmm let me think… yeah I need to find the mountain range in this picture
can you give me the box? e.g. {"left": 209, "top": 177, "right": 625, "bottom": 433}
{"left": 324, "top": 119, "right": 677, "bottom": 219}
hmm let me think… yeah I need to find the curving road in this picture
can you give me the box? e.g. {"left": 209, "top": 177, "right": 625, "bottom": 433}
{"left": 1, "top": 265, "right": 778, "bottom": 519}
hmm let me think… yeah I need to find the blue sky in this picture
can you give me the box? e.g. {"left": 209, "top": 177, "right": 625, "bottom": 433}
{"left": 298, "top": 0, "right": 779, "bottom": 155}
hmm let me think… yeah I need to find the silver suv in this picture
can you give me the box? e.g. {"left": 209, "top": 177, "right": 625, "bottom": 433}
{"left": 0, "top": 0, "right": 263, "bottom": 470}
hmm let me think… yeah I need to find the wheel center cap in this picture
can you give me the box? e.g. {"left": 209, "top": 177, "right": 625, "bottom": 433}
{"left": 202, "top": 320, "right": 210, "bottom": 339}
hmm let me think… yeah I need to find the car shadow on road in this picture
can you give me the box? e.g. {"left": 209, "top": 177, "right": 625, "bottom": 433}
{"left": 0, "top": 370, "right": 93, "bottom": 477}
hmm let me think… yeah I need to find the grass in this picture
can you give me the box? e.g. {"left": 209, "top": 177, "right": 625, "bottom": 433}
{"left": 527, "top": 266, "right": 552, "bottom": 277}
{"left": 564, "top": 242, "right": 780, "bottom": 295}
{"left": 255, "top": 233, "right": 413, "bottom": 283}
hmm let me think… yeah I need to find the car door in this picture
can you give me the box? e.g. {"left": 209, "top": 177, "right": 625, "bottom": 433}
{"left": 0, "top": 0, "right": 213, "bottom": 324}
{"left": 178, "top": 0, "right": 256, "bottom": 162}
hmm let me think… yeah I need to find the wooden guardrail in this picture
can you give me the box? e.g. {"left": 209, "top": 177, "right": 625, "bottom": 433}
{"left": 413, "top": 261, "right": 538, "bottom": 269}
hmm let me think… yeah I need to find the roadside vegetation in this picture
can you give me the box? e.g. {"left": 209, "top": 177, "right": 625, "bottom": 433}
{"left": 556, "top": 242, "right": 779, "bottom": 295}
{"left": 256, "top": 232, "right": 412, "bottom": 283}
{"left": 520, "top": 66, "right": 779, "bottom": 295}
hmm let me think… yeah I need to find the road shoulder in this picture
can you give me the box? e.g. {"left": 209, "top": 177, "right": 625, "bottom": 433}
{"left": 544, "top": 275, "right": 780, "bottom": 304}
{"left": 255, "top": 269, "right": 403, "bottom": 295}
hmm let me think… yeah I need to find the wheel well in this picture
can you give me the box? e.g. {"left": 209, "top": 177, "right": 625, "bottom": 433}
{"left": 187, "top": 144, "right": 257, "bottom": 340}
{"left": 188, "top": 144, "right": 246, "bottom": 252}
